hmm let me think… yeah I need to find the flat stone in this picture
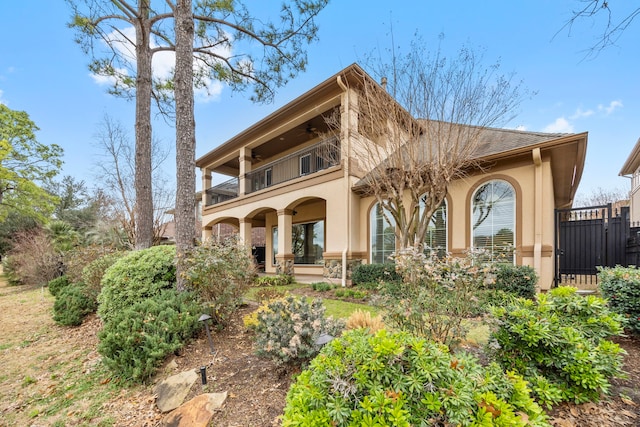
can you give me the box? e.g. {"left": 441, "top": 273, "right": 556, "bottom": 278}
{"left": 155, "top": 369, "right": 199, "bottom": 413}
{"left": 162, "top": 392, "right": 228, "bottom": 427}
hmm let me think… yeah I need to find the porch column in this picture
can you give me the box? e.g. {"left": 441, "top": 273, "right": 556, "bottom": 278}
{"left": 239, "top": 218, "right": 253, "bottom": 251}
{"left": 239, "top": 147, "right": 252, "bottom": 196}
{"left": 202, "top": 225, "right": 213, "bottom": 242}
{"left": 276, "top": 209, "right": 294, "bottom": 275}
{"left": 202, "top": 168, "right": 211, "bottom": 205}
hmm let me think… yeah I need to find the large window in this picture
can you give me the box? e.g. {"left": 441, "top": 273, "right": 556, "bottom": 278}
{"left": 424, "top": 198, "right": 447, "bottom": 257}
{"left": 272, "top": 220, "right": 325, "bottom": 265}
{"left": 370, "top": 203, "right": 396, "bottom": 263}
{"left": 370, "top": 199, "right": 448, "bottom": 263}
{"left": 471, "top": 180, "right": 515, "bottom": 262}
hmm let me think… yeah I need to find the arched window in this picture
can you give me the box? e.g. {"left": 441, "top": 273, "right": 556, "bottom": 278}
{"left": 370, "top": 203, "right": 396, "bottom": 263}
{"left": 424, "top": 198, "right": 447, "bottom": 256}
{"left": 471, "top": 180, "right": 515, "bottom": 262}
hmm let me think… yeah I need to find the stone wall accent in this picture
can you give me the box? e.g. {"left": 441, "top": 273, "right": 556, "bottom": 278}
{"left": 323, "top": 258, "right": 363, "bottom": 280}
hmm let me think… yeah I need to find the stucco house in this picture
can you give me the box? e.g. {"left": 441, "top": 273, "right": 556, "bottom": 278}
{"left": 620, "top": 137, "right": 640, "bottom": 225}
{"left": 196, "top": 64, "right": 587, "bottom": 290}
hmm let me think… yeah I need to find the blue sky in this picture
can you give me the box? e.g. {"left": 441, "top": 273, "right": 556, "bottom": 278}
{"left": 1, "top": 1, "right": 638, "bottom": 202}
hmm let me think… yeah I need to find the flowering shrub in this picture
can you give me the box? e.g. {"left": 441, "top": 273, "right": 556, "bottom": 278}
{"left": 598, "top": 265, "right": 640, "bottom": 335}
{"left": 383, "top": 247, "right": 492, "bottom": 347}
{"left": 488, "top": 286, "right": 625, "bottom": 407}
{"left": 253, "top": 295, "right": 344, "bottom": 366}
{"left": 181, "top": 237, "right": 257, "bottom": 327}
{"left": 282, "top": 329, "right": 550, "bottom": 426}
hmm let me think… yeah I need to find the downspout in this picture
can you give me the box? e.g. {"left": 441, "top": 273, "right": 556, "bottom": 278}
{"left": 533, "top": 148, "right": 543, "bottom": 277}
{"left": 337, "top": 75, "right": 349, "bottom": 287}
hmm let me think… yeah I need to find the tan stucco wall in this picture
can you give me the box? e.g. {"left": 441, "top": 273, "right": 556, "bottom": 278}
{"left": 356, "top": 154, "right": 558, "bottom": 290}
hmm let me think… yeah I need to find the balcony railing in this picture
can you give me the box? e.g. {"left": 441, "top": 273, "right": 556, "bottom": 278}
{"left": 205, "top": 177, "right": 239, "bottom": 206}
{"left": 204, "top": 137, "right": 341, "bottom": 207}
{"left": 246, "top": 137, "right": 340, "bottom": 193}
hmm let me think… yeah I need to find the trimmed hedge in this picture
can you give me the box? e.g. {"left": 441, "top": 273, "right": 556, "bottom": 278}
{"left": 351, "top": 263, "right": 401, "bottom": 288}
{"left": 491, "top": 264, "right": 538, "bottom": 299}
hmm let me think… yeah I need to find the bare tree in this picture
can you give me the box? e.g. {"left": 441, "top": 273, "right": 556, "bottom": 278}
{"left": 346, "top": 39, "right": 526, "bottom": 250}
{"left": 559, "top": 1, "right": 640, "bottom": 57}
{"left": 93, "top": 115, "right": 173, "bottom": 248}
{"left": 67, "top": 0, "right": 330, "bottom": 254}
{"left": 575, "top": 186, "right": 629, "bottom": 207}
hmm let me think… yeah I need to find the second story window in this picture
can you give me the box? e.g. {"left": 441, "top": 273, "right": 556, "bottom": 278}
{"left": 300, "top": 154, "right": 311, "bottom": 175}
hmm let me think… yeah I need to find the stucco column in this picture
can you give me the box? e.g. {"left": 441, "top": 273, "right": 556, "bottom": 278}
{"left": 202, "top": 168, "right": 211, "bottom": 205}
{"left": 239, "top": 147, "right": 252, "bottom": 196}
{"left": 202, "top": 225, "right": 213, "bottom": 242}
{"left": 239, "top": 218, "right": 253, "bottom": 250}
{"left": 276, "top": 209, "right": 294, "bottom": 275}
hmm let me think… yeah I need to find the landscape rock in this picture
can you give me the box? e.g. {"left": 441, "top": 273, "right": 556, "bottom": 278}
{"left": 162, "top": 392, "right": 228, "bottom": 427}
{"left": 155, "top": 369, "right": 199, "bottom": 413}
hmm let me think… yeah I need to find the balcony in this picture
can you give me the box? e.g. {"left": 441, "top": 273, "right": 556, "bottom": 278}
{"left": 204, "top": 137, "right": 341, "bottom": 207}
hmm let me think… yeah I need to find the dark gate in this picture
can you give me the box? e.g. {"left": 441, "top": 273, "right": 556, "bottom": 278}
{"left": 554, "top": 204, "right": 630, "bottom": 286}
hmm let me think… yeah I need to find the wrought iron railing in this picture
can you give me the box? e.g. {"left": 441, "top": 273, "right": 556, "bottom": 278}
{"left": 245, "top": 137, "right": 340, "bottom": 193}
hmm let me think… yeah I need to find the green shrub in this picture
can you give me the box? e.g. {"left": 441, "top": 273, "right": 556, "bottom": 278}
{"left": 2, "top": 256, "right": 23, "bottom": 286}
{"left": 351, "top": 263, "right": 401, "bottom": 288}
{"left": 98, "top": 246, "right": 176, "bottom": 323}
{"left": 254, "top": 295, "right": 345, "bottom": 366}
{"left": 598, "top": 265, "right": 640, "bottom": 335}
{"left": 282, "top": 329, "right": 550, "bottom": 426}
{"left": 47, "top": 275, "right": 71, "bottom": 297}
{"left": 488, "top": 286, "right": 625, "bottom": 407}
{"left": 491, "top": 264, "right": 537, "bottom": 299}
{"left": 383, "top": 248, "right": 489, "bottom": 348}
{"left": 334, "top": 288, "right": 368, "bottom": 300}
{"left": 52, "top": 283, "right": 98, "bottom": 327}
{"left": 311, "top": 282, "right": 334, "bottom": 292}
{"left": 81, "top": 251, "right": 124, "bottom": 296}
{"left": 98, "top": 289, "right": 202, "bottom": 383}
{"left": 254, "top": 274, "right": 294, "bottom": 287}
{"left": 181, "top": 238, "right": 257, "bottom": 327}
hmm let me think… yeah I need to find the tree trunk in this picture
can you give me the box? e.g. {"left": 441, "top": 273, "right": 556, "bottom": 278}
{"left": 174, "top": 0, "right": 195, "bottom": 290}
{"left": 134, "top": 0, "right": 154, "bottom": 249}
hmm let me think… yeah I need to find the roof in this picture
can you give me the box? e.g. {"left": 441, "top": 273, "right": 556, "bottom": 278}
{"left": 196, "top": 63, "right": 369, "bottom": 169}
{"left": 620, "top": 137, "right": 640, "bottom": 176}
{"left": 354, "top": 124, "right": 588, "bottom": 209}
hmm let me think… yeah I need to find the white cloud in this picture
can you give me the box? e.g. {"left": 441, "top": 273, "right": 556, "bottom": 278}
{"left": 544, "top": 117, "right": 574, "bottom": 133}
{"left": 514, "top": 125, "right": 527, "bottom": 131}
{"left": 598, "top": 100, "right": 623, "bottom": 115}
{"left": 570, "top": 107, "right": 595, "bottom": 120}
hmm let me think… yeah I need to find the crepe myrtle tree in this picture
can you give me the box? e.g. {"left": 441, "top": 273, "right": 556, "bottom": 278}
{"left": 67, "top": 0, "right": 330, "bottom": 251}
{"left": 340, "top": 38, "right": 527, "bottom": 251}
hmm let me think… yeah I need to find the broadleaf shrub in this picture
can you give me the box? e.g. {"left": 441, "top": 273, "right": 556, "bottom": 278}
{"left": 598, "top": 265, "right": 640, "bottom": 335}
{"left": 383, "top": 248, "right": 490, "bottom": 348}
{"left": 98, "top": 289, "right": 202, "bottom": 383}
{"left": 351, "top": 263, "right": 401, "bottom": 288}
{"left": 254, "top": 295, "right": 345, "bottom": 366}
{"left": 97, "top": 245, "right": 176, "bottom": 323}
{"left": 488, "top": 286, "right": 625, "bottom": 407}
{"left": 491, "top": 264, "right": 538, "bottom": 299}
{"left": 253, "top": 274, "right": 293, "bottom": 287}
{"left": 52, "top": 283, "right": 98, "bottom": 327}
{"left": 47, "top": 275, "right": 71, "bottom": 297}
{"left": 181, "top": 238, "right": 257, "bottom": 327}
{"left": 282, "top": 329, "right": 550, "bottom": 426}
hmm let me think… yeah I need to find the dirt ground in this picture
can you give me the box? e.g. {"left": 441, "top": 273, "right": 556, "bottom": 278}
{"left": 0, "top": 278, "right": 639, "bottom": 427}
